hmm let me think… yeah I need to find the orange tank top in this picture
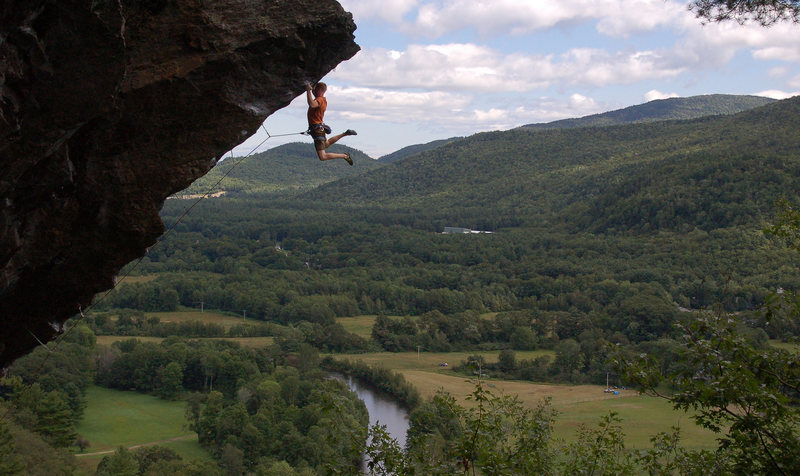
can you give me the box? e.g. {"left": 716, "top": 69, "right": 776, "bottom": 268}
{"left": 307, "top": 96, "right": 327, "bottom": 125}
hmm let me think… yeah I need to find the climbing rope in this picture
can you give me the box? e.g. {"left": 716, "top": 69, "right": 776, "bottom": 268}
{"left": 0, "top": 124, "right": 306, "bottom": 424}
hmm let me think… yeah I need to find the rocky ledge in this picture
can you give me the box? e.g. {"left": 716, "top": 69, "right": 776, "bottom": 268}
{"left": 0, "top": 0, "right": 359, "bottom": 366}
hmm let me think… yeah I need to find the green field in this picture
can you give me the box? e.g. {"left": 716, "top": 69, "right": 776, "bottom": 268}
{"left": 117, "top": 275, "right": 158, "bottom": 285}
{"left": 146, "top": 310, "right": 257, "bottom": 327}
{"left": 75, "top": 386, "right": 211, "bottom": 467}
{"left": 332, "top": 350, "right": 719, "bottom": 449}
{"left": 96, "top": 335, "right": 165, "bottom": 346}
{"left": 770, "top": 339, "right": 800, "bottom": 352}
{"left": 336, "top": 315, "right": 378, "bottom": 338}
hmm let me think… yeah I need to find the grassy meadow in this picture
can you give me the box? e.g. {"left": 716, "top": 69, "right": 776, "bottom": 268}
{"left": 336, "top": 315, "right": 378, "bottom": 338}
{"left": 75, "top": 386, "right": 211, "bottom": 469}
{"left": 116, "top": 275, "right": 158, "bottom": 285}
{"left": 770, "top": 339, "right": 800, "bottom": 352}
{"left": 147, "top": 310, "right": 253, "bottom": 327}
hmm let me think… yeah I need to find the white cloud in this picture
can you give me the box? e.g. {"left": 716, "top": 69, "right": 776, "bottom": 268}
{"left": 348, "top": 0, "right": 686, "bottom": 39}
{"left": 595, "top": 0, "right": 687, "bottom": 37}
{"left": 668, "top": 15, "right": 800, "bottom": 70}
{"left": 334, "top": 44, "right": 685, "bottom": 92}
{"left": 326, "top": 86, "right": 473, "bottom": 124}
{"left": 569, "top": 93, "right": 598, "bottom": 109}
{"left": 753, "top": 46, "right": 800, "bottom": 62}
{"left": 755, "top": 89, "right": 800, "bottom": 99}
{"left": 339, "top": 0, "right": 419, "bottom": 24}
{"left": 768, "top": 67, "right": 790, "bottom": 78}
{"left": 645, "top": 90, "right": 680, "bottom": 101}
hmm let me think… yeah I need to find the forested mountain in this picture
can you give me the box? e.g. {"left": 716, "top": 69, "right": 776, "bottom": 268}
{"left": 376, "top": 95, "right": 769, "bottom": 165}
{"left": 179, "top": 94, "right": 771, "bottom": 198}
{"left": 378, "top": 137, "right": 462, "bottom": 163}
{"left": 177, "top": 142, "right": 382, "bottom": 196}
{"left": 305, "top": 96, "right": 800, "bottom": 233}
{"left": 522, "top": 94, "right": 774, "bottom": 130}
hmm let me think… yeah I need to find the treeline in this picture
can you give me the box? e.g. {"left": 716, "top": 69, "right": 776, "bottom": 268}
{"left": 95, "top": 338, "right": 268, "bottom": 399}
{"left": 88, "top": 309, "right": 274, "bottom": 338}
{"left": 95, "top": 446, "right": 219, "bottom": 475}
{"left": 321, "top": 357, "right": 422, "bottom": 409}
{"left": 0, "top": 325, "right": 96, "bottom": 474}
{"left": 370, "top": 298, "right": 673, "bottom": 354}
{"left": 82, "top": 309, "right": 372, "bottom": 354}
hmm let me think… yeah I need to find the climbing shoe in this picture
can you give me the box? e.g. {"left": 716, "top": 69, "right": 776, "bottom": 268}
{"left": 344, "top": 154, "right": 353, "bottom": 166}
{"left": 344, "top": 129, "right": 357, "bottom": 136}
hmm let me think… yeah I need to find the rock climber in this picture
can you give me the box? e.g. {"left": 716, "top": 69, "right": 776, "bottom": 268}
{"left": 305, "top": 81, "right": 357, "bottom": 165}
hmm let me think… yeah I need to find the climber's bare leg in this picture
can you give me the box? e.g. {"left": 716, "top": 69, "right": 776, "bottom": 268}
{"left": 314, "top": 138, "right": 353, "bottom": 165}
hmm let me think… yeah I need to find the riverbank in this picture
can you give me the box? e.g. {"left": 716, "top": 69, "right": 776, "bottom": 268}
{"left": 321, "top": 356, "right": 422, "bottom": 409}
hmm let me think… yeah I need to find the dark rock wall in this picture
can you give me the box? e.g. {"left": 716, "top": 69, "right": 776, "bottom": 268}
{"left": 0, "top": 0, "right": 359, "bottom": 366}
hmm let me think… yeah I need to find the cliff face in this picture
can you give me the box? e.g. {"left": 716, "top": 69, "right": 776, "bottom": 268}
{"left": 0, "top": 0, "right": 359, "bottom": 366}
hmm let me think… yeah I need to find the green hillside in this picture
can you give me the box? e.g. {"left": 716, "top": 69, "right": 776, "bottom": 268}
{"left": 378, "top": 137, "right": 462, "bottom": 163}
{"left": 176, "top": 142, "right": 382, "bottom": 196}
{"left": 304, "top": 96, "right": 800, "bottom": 233}
{"left": 522, "top": 94, "right": 774, "bottom": 130}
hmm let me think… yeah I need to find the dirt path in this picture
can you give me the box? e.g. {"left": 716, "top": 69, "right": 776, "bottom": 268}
{"left": 75, "top": 434, "right": 196, "bottom": 457}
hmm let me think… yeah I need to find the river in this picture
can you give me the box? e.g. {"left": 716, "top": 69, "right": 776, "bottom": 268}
{"left": 331, "top": 373, "right": 410, "bottom": 448}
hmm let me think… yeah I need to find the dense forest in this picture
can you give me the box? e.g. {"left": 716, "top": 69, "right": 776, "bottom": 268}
{"left": 521, "top": 94, "right": 773, "bottom": 130}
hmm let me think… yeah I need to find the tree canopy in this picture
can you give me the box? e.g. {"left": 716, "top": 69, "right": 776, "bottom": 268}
{"left": 690, "top": 0, "right": 800, "bottom": 25}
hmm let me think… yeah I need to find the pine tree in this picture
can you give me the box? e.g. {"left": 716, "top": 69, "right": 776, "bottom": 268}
{"left": 0, "top": 418, "right": 25, "bottom": 475}
{"left": 96, "top": 447, "right": 139, "bottom": 476}
{"left": 34, "top": 391, "right": 76, "bottom": 448}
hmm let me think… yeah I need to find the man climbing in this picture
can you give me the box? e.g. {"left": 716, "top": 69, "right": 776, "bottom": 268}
{"left": 305, "top": 81, "right": 357, "bottom": 165}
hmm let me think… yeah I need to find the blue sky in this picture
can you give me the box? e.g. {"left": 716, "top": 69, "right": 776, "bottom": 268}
{"left": 231, "top": 0, "right": 800, "bottom": 159}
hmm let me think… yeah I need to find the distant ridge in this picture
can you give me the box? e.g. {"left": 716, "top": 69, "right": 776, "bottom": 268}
{"left": 377, "top": 95, "right": 772, "bottom": 166}
{"left": 378, "top": 137, "right": 462, "bottom": 164}
{"left": 521, "top": 94, "right": 774, "bottom": 130}
{"left": 176, "top": 142, "right": 382, "bottom": 196}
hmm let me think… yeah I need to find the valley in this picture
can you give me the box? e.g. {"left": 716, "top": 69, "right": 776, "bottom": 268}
{"left": 3, "top": 95, "right": 800, "bottom": 474}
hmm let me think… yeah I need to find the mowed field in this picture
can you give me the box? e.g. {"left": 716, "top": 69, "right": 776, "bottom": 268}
{"left": 143, "top": 310, "right": 255, "bottom": 327}
{"left": 75, "top": 386, "right": 211, "bottom": 470}
{"left": 337, "top": 315, "right": 378, "bottom": 338}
